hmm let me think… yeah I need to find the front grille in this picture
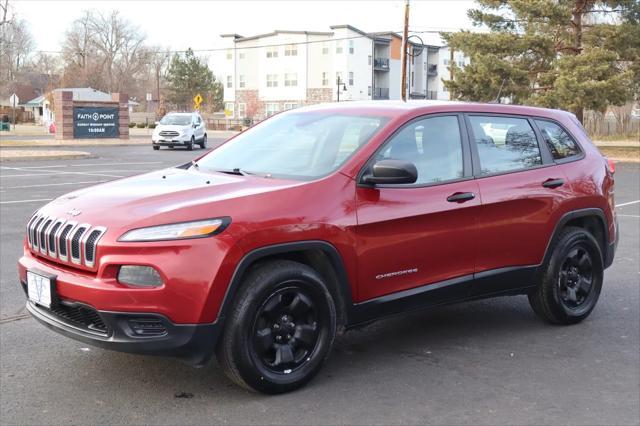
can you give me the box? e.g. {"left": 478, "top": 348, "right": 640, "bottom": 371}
{"left": 58, "top": 223, "right": 74, "bottom": 259}
{"left": 70, "top": 225, "right": 88, "bottom": 263}
{"left": 49, "top": 302, "right": 110, "bottom": 335}
{"left": 39, "top": 218, "right": 53, "bottom": 254}
{"left": 159, "top": 130, "right": 179, "bottom": 137}
{"left": 25, "top": 213, "right": 107, "bottom": 269}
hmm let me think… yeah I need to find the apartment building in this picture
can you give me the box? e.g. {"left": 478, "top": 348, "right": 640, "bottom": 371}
{"left": 214, "top": 24, "right": 468, "bottom": 120}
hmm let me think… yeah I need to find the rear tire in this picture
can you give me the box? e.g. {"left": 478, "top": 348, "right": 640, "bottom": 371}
{"left": 528, "top": 227, "right": 604, "bottom": 325}
{"left": 216, "top": 260, "right": 337, "bottom": 394}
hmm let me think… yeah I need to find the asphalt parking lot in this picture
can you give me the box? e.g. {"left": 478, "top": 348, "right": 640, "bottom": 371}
{"left": 0, "top": 145, "right": 638, "bottom": 425}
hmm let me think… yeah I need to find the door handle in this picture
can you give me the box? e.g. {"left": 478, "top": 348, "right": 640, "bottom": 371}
{"left": 447, "top": 192, "right": 476, "bottom": 203}
{"left": 542, "top": 178, "right": 564, "bottom": 189}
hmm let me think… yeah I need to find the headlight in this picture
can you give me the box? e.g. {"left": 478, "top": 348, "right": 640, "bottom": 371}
{"left": 118, "top": 218, "right": 230, "bottom": 242}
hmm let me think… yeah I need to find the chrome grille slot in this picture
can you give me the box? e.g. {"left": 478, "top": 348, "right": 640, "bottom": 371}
{"left": 26, "top": 214, "right": 40, "bottom": 248}
{"left": 58, "top": 222, "right": 76, "bottom": 261}
{"left": 70, "top": 224, "right": 89, "bottom": 264}
{"left": 47, "top": 219, "right": 64, "bottom": 257}
{"left": 31, "top": 216, "right": 45, "bottom": 250}
{"left": 82, "top": 227, "right": 105, "bottom": 267}
{"left": 39, "top": 218, "right": 53, "bottom": 254}
{"left": 159, "top": 130, "right": 179, "bottom": 137}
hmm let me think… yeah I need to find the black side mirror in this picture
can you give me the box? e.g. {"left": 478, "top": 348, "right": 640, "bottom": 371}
{"left": 362, "top": 159, "right": 418, "bottom": 185}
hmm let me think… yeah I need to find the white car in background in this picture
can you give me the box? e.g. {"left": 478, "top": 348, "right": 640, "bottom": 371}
{"left": 152, "top": 112, "right": 207, "bottom": 150}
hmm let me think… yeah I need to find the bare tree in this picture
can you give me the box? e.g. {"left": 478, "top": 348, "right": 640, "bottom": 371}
{"left": 0, "top": 8, "right": 34, "bottom": 85}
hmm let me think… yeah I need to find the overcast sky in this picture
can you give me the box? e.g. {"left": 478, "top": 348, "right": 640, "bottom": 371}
{"left": 14, "top": 0, "right": 477, "bottom": 53}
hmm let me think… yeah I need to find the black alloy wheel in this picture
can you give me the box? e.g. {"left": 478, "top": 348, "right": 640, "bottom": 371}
{"left": 558, "top": 247, "right": 594, "bottom": 310}
{"left": 251, "top": 286, "right": 320, "bottom": 374}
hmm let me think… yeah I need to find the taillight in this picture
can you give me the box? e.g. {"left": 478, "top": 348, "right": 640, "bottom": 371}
{"left": 605, "top": 157, "right": 615, "bottom": 174}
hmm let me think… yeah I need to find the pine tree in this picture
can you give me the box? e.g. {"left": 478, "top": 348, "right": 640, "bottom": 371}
{"left": 165, "top": 48, "right": 223, "bottom": 111}
{"left": 443, "top": 0, "right": 639, "bottom": 122}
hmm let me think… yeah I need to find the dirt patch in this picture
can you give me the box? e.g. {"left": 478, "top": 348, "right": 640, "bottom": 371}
{"left": 598, "top": 146, "right": 640, "bottom": 163}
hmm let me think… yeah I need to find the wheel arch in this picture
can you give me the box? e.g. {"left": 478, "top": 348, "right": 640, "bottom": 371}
{"left": 542, "top": 208, "right": 609, "bottom": 267}
{"left": 217, "top": 241, "right": 355, "bottom": 330}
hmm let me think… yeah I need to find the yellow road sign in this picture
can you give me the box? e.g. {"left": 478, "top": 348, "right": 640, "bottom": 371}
{"left": 193, "top": 94, "right": 203, "bottom": 105}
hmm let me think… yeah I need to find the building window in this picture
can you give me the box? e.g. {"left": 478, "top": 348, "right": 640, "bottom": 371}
{"left": 226, "top": 75, "right": 232, "bottom": 88}
{"left": 322, "top": 43, "right": 329, "bottom": 55}
{"left": 444, "top": 58, "right": 450, "bottom": 66}
{"left": 284, "top": 103, "right": 299, "bottom": 110}
{"left": 239, "top": 51, "right": 245, "bottom": 59}
{"left": 266, "top": 46, "right": 278, "bottom": 58}
{"left": 336, "top": 72, "right": 343, "bottom": 85}
{"left": 266, "top": 103, "right": 279, "bottom": 117}
{"left": 336, "top": 41, "right": 343, "bottom": 54}
{"left": 368, "top": 55, "right": 372, "bottom": 66}
{"left": 322, "top": 72, "right": 329, "bottom": 86}
{"left": 284, "top": 44, "right": 297, "bottom": 56}
{"left": 349, "top": 40, "right": 354, "bottom": 54}
{"left": 349, "top": 71, "right": 354, "bottom": 86}
{"left": 368, "top": 86, "right": 372, "bottom": 96}
{"left": 239, "top": 75, "right": 246, "bottom": 88}
{"left": 226, "top": 50, "right": 232, "bottom": 60}
{"left": 284, "top": 73, "right": 298, "bottom": 87}
{"left": 266, "top": 74, "right": 278, "bottom": 87}
{"left": 237, "top": 103, "right": 246, "bottom": 118}
{"left": 224, "top": 102, "right": 235, "bottom": 118}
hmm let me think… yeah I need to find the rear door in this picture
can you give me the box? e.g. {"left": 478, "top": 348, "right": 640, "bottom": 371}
{"left": 355, "top": 114, "right": 480, "bottom": 302}
{"left": 466, "top": 114, "right": 572, "bottom": 293}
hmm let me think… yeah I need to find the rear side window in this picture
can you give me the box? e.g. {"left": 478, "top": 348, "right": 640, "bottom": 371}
{"left": 535, "top": 120, "right": 581, "bottom": 160}
{"left": 378, "top": 115, "right": 463, "bottom": 184}
{"left": 468, "top": 116, "right": 542, "bottom": 175}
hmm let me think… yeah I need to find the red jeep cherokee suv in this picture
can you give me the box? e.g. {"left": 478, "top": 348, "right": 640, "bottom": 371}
{"left": 19, "top": 102, "right": 618, "bottom": 393}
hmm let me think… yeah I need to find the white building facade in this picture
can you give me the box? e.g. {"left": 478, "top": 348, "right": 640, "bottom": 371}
{"left": 214, "top": 25, "right": 468, "bottom": 120}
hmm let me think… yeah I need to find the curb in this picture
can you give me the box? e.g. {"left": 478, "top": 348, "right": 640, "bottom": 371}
{"left": 0, "top": 150, "right": 91, "bottom": 162}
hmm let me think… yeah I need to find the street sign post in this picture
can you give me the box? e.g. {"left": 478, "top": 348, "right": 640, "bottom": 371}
{"left": 193, "top": 94, "right": 203, "bottom": 110}
{"left": 9, "top": 93, "right": 19, "bottom": 131}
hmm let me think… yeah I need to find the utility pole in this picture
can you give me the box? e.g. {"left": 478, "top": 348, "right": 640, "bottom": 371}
{"left": 400, "top": 0, "right": 410, "bottom": 101}
{"left": 449, "top": 47, "right": 455, "bottom": 81}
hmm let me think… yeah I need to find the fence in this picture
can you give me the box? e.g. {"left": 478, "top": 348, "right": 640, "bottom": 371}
{"left": 583, "top": 105, "right": 639, "bottom": 138}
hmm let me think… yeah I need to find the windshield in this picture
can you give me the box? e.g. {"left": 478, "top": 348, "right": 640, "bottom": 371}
{"left": 195, "top": 112, "right": 388, "bottom": 180}
{"left": 160, "top": 114, "right": 192, "bottom": 126}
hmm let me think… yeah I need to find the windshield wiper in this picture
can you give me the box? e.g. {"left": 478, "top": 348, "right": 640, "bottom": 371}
{"left": 215, "top": 168, "right": 252, "bottom": 176}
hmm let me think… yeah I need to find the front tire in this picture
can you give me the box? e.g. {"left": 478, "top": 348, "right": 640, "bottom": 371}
{"left": 216, "top": 260, "right": 337, "bottom": 394}
{"left": 200, "top": 134, "right": 207, "bottom": 149}
{"left": 152, "top": 145, "right": 160, "bottom": 150}
{"left": 528, "top": 227, "right": 604, "bottom": 325}
{"left": 187, "top": 136, "right": 194, "bottom": 151}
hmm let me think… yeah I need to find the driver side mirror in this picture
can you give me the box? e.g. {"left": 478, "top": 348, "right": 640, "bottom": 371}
{"left": 361, "top": 159, "right": 418, "bottom": 185}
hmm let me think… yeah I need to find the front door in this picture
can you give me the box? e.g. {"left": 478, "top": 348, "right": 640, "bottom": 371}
{"left": 355, "top": 114, "right": 480, "bottom": 302}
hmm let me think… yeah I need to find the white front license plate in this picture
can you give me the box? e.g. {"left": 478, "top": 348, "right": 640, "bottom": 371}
{"left": 27, "top": 271, "right": 53, "bottom": 308}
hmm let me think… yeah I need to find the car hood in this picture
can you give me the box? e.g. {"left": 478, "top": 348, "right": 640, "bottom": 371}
{"left": 154, "top": 124, "right": 190, "bottom": 133}
{"left": 39, "top": 167, "right": 304, "bottom": 233}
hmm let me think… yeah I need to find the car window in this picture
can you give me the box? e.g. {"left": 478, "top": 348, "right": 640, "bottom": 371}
{"left": 378, "top": 115, "right": 464, "bottom": 185}
{"left": 469, "top": 116, "right": 542, "bottom": 175}
{"left": 159, "top": 114, "right": 192, "bottom": 126}
{"left": 535, "top": 120, "right": 581, "bottom": 160}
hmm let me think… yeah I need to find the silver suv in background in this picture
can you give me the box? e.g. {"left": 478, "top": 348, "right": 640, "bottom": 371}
{"left": 152, "top": 112, "right": 207, "bottom": 150}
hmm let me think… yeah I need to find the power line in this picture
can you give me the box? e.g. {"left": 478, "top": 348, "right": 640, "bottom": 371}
{"left": 33, "top": 28, "right": 457, "bottom": 56}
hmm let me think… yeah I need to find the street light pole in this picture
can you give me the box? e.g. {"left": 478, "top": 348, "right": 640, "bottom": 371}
{"left": 401, "top": 0, "right": 410, "bottom": 101}
{"left": 336, "top": 76, "right": 347, "bottom": 102}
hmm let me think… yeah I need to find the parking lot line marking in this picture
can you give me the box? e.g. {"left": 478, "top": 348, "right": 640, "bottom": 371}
{"left": 69, "top": 161, "right": 165, "bottom": 167}
{"left": 0, "top": 161, "right": 164, "bottom": 171}
{"left": 1, "top": 170, "right": 126, "bottom": 178}
{"left": 1, "top": 180, "right": 108, "bottom": 189}
{"left": 0, "top": 198, "right": 53, "bottom": 205}
{"left": 617, "top": 214, "right": 640, "bottom": 218}
{"left": 616, "top": 200, "right": 640, "bottom": 207}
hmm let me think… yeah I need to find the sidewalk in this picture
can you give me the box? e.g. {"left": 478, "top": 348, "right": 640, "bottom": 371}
{"left": 0, "top": 149, "right": 90, "bottom": 161}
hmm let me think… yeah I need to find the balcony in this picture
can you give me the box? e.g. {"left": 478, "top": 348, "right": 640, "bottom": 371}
{"left": 374, "top": 58, "right": 390, "bottom": 71}
{"left": 427, "top": 64, "right": 438, "bottom": 76}
{"left": 373, "top": 87, "right": 389, "bottom": 100}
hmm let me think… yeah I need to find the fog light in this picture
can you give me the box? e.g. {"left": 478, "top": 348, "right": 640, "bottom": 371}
{"left": 117, "top": 265, "right": 163, "bottom": 287}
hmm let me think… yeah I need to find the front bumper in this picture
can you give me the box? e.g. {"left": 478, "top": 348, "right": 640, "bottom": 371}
{"left": 25, "top": 293, "right": 220, "bottom": 366}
